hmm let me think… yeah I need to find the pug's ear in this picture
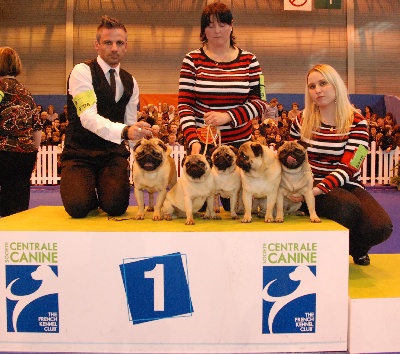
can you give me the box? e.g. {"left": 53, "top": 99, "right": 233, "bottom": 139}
{"left": 156, "top": 139, "right": 168, "bottom": 152}
{"left": 297, "top": 140, "right": 310, "bottom": 149}
{"left": 181, "top": 155, "right": 187, "bottom": 167}
{"left": 228, "top": 145, "right": 239, "bottom": 155}
{"left": 207, "top": 146, "right": 217, "bottom": 157}
{"left": 133, "top": 139, "right": 143, "bottom": 152}
{"left": 206, "top": 155, "right": 213, "bottom": 168}
{"left": 251, "top": 142, "right": 264, "bottom": 157}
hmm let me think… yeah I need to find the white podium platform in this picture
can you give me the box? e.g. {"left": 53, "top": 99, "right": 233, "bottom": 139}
{"left": 0, "top": 206, "right": 349, "bottom": 353}
{"left": 348, "top": 254, "right": 400, "bottom": 354}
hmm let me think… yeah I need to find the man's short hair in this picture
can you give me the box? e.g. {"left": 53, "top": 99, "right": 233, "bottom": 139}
{"left": 96, "top": 15, "right": 127, "bottom": 41}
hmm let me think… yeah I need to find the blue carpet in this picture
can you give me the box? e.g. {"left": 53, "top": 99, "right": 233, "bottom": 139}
{"left": 366, "top": 186, "right": 400, "bottom": 254}
{"left": 28, "top": 185, "right": 400, "bottom": 254}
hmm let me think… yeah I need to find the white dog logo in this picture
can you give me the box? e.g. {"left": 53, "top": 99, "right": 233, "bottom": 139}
{"left": 6, "top": 265, "right": 59, "bottom": 332}
{"left": 262, "top": 265, "right": 316, "bottom": 333}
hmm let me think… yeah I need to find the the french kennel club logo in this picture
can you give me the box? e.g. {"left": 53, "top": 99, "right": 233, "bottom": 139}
{"left": 120, "top": 252, "right": 193, "bottom": 325}
{"left": 4, "top": 242, "right": 59, "bottom": 333}
{"left": 262, "top": 242, "right": 317, "bottom": 334}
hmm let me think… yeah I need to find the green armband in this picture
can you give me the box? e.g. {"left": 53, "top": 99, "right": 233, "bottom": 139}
{"left": 259, "top": 75, "right": 266, "bottom": 101}
{"left": 350, "top": 144, "right": 368, "bottom": 170}
{"left": 72, "top": 89, "right": 97, "bottom": 116}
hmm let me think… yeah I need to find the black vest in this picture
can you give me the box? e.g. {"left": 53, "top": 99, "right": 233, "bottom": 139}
{"left": 63, "top": 59, "right": 134, "bottom": 158}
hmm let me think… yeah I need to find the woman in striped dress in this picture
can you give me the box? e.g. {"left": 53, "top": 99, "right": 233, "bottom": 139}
{"left": 290, "top": 64, "right": 392, "bottom": 266}
{"left": 178, "top": 2, "right": 267, "bottom": 155}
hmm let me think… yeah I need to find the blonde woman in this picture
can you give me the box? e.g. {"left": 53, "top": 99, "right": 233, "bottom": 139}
{"left": 290, "top": 64, "right": 392, "bottom": 266}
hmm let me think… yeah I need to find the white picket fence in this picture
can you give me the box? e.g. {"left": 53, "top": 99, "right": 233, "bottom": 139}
{"left": 31, "top": 143, "right": 399, "bottom": 187}
{"left": 31, "top": 145, "right": 187, "bottom": 186}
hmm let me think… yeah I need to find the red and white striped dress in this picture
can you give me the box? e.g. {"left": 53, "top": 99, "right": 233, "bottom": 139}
{"left": 178, "top": 47, "right": 267, "bottom": 148}
{"left": 290, "top": 113, "right": 369, "bottom": 193}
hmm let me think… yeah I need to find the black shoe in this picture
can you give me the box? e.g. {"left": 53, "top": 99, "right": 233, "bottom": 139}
{"left": 353, "top": 254, "right": 370, "bottom": 266}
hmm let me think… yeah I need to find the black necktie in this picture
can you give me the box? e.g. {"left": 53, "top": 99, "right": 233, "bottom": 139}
{"left": 109, "top": 68, "right": 116, "bottom": 99}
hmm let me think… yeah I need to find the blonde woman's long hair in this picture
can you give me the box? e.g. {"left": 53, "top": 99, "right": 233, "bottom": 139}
{"left": 300, "top": 64, "right": 358, "bottom": 141}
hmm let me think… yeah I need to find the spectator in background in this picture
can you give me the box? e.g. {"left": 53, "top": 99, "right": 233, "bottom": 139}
{"left": 148, "top": 104, "right": 158, "bottom": 120}
{"left": 288, "top": 102, "right": 301, "bottom": 120}
{"left": 379, "top": 126, "right": 395, "bottom": 152}
{"left": 52, "top": 118, "right": 61, "bottom": 133}
{"left": 43, "top": 125, "right": 53, "bottom": 143}
{"left": 151, "top": 124, "right": 161, "bottom": 140}
{"left": 251, "top": 129, "right": 267, "bottom": 145}
{"left": 58, "top": 133, "right": 66, "bottom": 150}
{"left": 277, "top": 102, "right": 284, "bottom": 117}
{"left": 376, "top": 116, "right": 385, "bottom": 133}
{"left": 160, "top": 102, "right": 170, "bottom": 125}
{"left": 138, "top": 107, "right": 155, "bottom": 126}
{"left": 392, "top": 125, "right": 400, "bottom": 148}
{"left": 384, "top": 112, "right": 396, "bottom": 127}
{"left": 47, "top": 104, "right": 59, "bottom": 122}
{"left": 168, "top": 122, "right": 184, "bottom": 145}
{"left": 364, "top": 105, "right": 373, "bottom": 121}
{"left": 263, "top": 118, "right": 279, "bottom": 135}
{"left": 369, "top": 113, "right": 378, "bottom": 125}
{"left": 264, "top": 124, "right": 276, "bottom": 146}
{"left": 40, "top": 131, "right": 48, "bottom": 147}
{"left": 263, "top": 98, "right": 279, "bottom": 124}
{"left": 36, "top": 104, "right": 44, "bottom": 115}
{"left": 0, "top": 46, "right": 43, "bottom": 217}
{"left": 40, "top": 111, "right": 52, "bottom": 128}
{"left": 50, "top": 131, "right": 61, "bottom": 146}
{"left": 59, "top": 121, "right": 68, "bottom": 136}
{"left": 368, "top": 125, "right": 379, "bottom": 147}
{"left": 251, "top": 117, "right": 266, "bottom": 137}
{"left": 168, "top": 105, "right": 176, "bottom": 123}
{"left": 59, "top": 104, "right": 68, "bottom": 123}
{"left": 166, "top": 133, "right": 181, "bottom": 147}
{"left": 273, "top": 133, "right": 284, "bottom": 150}
{"left": 279, "top": 110, "right": 292, "bottom": 130}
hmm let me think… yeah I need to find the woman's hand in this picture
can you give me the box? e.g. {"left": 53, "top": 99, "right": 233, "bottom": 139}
{"left": 190, "top": 142, "right": 201, "bottom": 155}
{"left": 287, "top": 195, "right": 304, "bottom": 203}
{"left": 313, "top": 186, "right": 323, "bottom": 196}
{"left": 204, "top": 111, "right": 232, "bottom": 126}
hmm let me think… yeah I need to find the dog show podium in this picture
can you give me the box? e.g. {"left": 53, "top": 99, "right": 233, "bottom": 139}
{"left": 1, "top": 206, "right": 351, "bottom": 353}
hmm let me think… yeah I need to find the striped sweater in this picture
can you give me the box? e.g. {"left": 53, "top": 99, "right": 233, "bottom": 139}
{"left": 178, "top": 47, "right": 267, "bottom": 147}
{"left": 290, "top": 113, "right": 369, "bottom": 193}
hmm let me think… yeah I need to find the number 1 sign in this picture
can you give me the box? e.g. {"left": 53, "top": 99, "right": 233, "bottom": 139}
{"left": 120, "top": 252, "right": 193, "bottom": 325}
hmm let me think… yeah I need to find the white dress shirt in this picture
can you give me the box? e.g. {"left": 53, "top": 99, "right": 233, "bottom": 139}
{"left": 68, "top": 55, "right": 139, "bottom": 144}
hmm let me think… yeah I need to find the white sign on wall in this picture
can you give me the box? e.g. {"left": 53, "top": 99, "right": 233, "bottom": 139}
{"left": 284, "top": 0, "right": 313, "bottom": 11}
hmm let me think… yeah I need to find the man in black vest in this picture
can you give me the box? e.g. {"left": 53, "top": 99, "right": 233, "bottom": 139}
{"left": 60, "top": 15, "right": 151, "bottom": 218}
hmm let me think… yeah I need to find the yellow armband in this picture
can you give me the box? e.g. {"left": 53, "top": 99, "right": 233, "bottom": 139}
{"left": 0, "top": 90, "right": 4, "bottom": 103}
{"left": 72, "top": 89, "right": 97, "bottom": 116}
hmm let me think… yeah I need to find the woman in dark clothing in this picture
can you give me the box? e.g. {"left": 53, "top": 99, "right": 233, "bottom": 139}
{"left": 0, "top": 47, "right": 42, "bottom": 217}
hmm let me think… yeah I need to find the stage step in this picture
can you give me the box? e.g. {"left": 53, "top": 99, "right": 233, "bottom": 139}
{"left": 348, "top": 254, "right": 400, "bottom": 353}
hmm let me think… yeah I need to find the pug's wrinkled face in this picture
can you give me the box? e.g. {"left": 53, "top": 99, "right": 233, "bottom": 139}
{"left": 277, "top": 141, "right": 307, "bottom": 170}
{"left": 211, "top": 145, "right": 238, "bottom": 171}
{"left": 134, "top": 138, "right": 167, "bottom": 171}
{"left": 183, "top": 154, "right": 212, "bottom": 180}
{"left": 236, "top": 142, "right": 264, "bottom": 173}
